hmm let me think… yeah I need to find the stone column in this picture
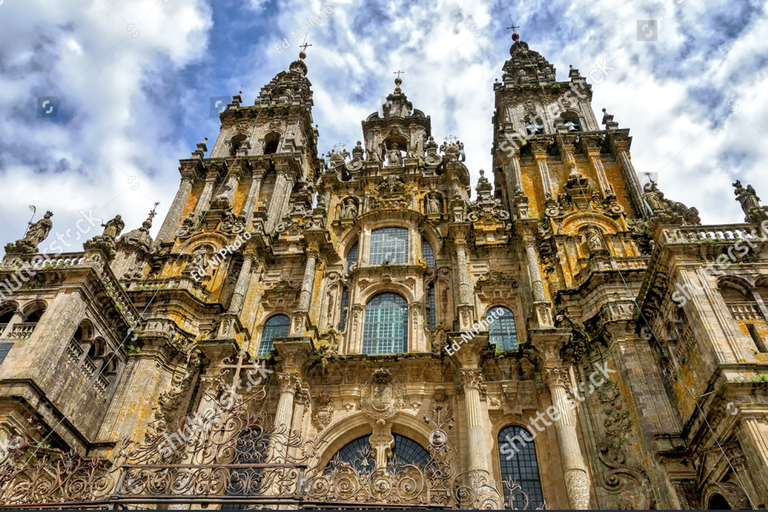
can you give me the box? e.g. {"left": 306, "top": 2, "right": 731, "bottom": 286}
{"left": 532, "top": 144, "right": 555, "bottom": 200}
{"left": 614, "top": 144, "right": 646, "bottom": 218}
{"left": 523, "top": 237, "right": 546, "bottom": 302}
{"left": 460, "top": 369, "right": 491, "bottom": 473}
{"left": 297, "top": 250, "right": 318, "bottom": 313}
{"left": 456, "top": 241, "right": 471, "bottom": 305}
{"left": 241, "top": 171, "right": 264, "bottom": 229}
{"left": 156, "top": 171, "right": 194, "bottom": 244}
{"left": 193, "top": 171, "right": 219, "bottom": 219}
{"left": 228, "top": 254, "right": 254, "bottom": 315}
{"left": 738, "top": 417, "right": 768, "bottom": 506}
{"left": 275, "top": 373, "right": 300, "bottom": 428}
{"left": 544, "top": 367, "right": 590, "bottom": 510}
{"left": 266, "top": 170, "right": 290, "bottom": 233}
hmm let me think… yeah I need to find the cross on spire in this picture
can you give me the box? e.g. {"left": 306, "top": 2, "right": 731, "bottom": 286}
{"left": 394, "top": 70, "right": 405, "bottom": 79}
{"left": 300, "top": 41, "right": 312, "bottom": 52}
{"left": 333, "top": 142, "right": 347, "bottom": 152}
{"left": 444, "top": 134, "right": 459, "bottom": 145}
{"left": 506, "top": 23, "right": 520, "bottom": 32}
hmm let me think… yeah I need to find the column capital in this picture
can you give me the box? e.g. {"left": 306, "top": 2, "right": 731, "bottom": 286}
{"left": 459, "top": 368, "right": 485, "bottom": 391}
{"left": 276, "top": 372, "right": 302, "bottom": 395}
{"left": 522, "top": 236, "right": 537, "bottom": 249}
{"left": 543, "top": 366, "right": 570, "bottom": 388}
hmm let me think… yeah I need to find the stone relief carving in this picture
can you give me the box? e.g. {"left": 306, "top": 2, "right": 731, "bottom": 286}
{"left": 359, "top": 368, "right": 405, "bottom": 423}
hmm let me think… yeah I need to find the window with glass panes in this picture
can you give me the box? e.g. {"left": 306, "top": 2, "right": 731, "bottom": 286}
{"left": 498, "top": 426, "right": 544, "bottom": 509}
{"left": 427, "top": 284, "right": 436, "bottom": 330}
{"left": 422, "top": 239, "right": 434, "bottom": 268}
{"left": 257, "top": 314, "right": 290, "bottom": 357}
{"left": 369, "top": 228, "right": 408, "bottom": 265}
{"left": 362, "top": 293, "right": 408, "bottom": 354}
{"left": 488, "top": 306, "right": 518, "bottom": 351}
{"left": 0, "top": 343, "right": 12, "bottom": 365}
{"left": 338, "top": 288, "right": 349, "bottom": 331}
{"left": 346, "top": 242, "right": 358, "bottom": 272}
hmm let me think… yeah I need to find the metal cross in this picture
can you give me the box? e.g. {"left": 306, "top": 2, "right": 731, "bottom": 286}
{"left": 507, "top": 23, "right": 520, "bottom": 33}
{"left": 300, "top": 41, "right": 312, "bottom": 52}
{"left": 444, "top": 134, "right": 459, "bottom": 145}
{"left": 215, "top": 351, "right": 251, "bottom": 388}
{"left": 148, "top": 201, "right": 160, "bottom": 219}
{"left": 394, "top": 70, "right": 405, "bottom": 79}
{"left": 333, "top": 142, "right": 347, "bottom": 152}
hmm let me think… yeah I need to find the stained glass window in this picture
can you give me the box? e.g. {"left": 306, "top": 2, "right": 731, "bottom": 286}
{"left": 257, "top": 314, "right": 290, "bottom": 357}
{"left": 370, "top": 228, "right": 408, "bottom": 265}
{"left": 391, "top": 434, "right": 429, "bottom": 467}
{"left": 488, "top": 306, "right": 518, "bottom": 351}
{"left": 498, "top": 426, "right": 544, "bottom": 509}
{"left": 362, "top": 293, "right": 408, "bottom": 354}
{"left": 329, "top": 436, "right": 375, "bottom": 473}
{"left": 422, "top": 239, "right": 434, "bottom": 268}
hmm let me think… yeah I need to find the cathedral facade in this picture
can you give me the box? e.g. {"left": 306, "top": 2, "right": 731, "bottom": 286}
{"left": 0, "top": 36, "right": 767, "bottom": 510}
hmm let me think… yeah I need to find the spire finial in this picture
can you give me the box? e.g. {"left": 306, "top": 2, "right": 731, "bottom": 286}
{"left": 299, "top": 40, "right": 312, "bottom": 60}
{"left": 394, "top": 70, "right": 404, "bottom": 87}
{"left": 507, "top": 20, "right": 520, "bottom": 41}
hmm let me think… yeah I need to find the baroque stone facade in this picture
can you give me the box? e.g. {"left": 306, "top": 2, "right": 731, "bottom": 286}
{"left": 0, "top": 36, "right": 767, "bottom": 510}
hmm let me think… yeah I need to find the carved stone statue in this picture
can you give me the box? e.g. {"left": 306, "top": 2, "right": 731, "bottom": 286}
{"left": 427, "top": 193, "right": 441, "bottom": 214}
{"left": 342, "top": 199, "right": 358, "bottom": 219}
{"left": 101, "top": 215, "right": 125, "bottom": 239}
{"left": 642, "top": 182, "right": 667, "bottom": 213}
{"left": 733, "top": 180, "right": 768, "bottom": 222}
{"left": 190, "top": 246, "right": 208, "bottom": 271}
{"left": 387, "top": 143, "right": 403, "bottom": 166}
{"left": 13, "top": 211, "right": 54, "bottom": 252}
{"left": 584, "top": 226, "right": 605, "bottom": 253}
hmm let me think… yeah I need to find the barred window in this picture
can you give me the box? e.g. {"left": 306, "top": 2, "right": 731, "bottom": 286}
{"left": 422, "top": 239, "right": 434, "bottom": 268}
{"left": 370, "top": 228, "right": 408, "bottom": 265}
{"left": 392, "top": 434, "right": 429, "bottom": 467}
{"left": 257, "top": 314, "right": 290, "bottom": 357}
{"left": 338, "top": 288, "right": 349, "bottom": 331}
{"left": 498, "top": 426, "right": 544, "bottom": 509}
{"left": 362, "top": 293, "right": 408, "bottom": 354}
{"left": 329, "top": 434, "right": 428, "bottom": 471}
{"left": 427, "top": 284, "right": 436, "bottom": 331}
{"left": 488, "top": 306, "right": 518, "bottom": 351}
{"left": 347, "top": 242, "right": 358, "bottom": 272}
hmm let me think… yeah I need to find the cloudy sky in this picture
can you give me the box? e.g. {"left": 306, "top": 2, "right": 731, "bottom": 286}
{"left": 0, "top": 0, "right": 766, "bottom": 250}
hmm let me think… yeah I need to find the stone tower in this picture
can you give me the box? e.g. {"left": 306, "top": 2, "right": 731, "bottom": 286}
{"left": 0, "top": 36, "right": 766, "bottom": 511}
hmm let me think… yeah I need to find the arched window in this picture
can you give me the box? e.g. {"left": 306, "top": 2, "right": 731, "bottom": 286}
{"left": 263, "top": 133, "right": 280, "bottom": 155}
{"left": 338, "top": 287, "right": 349, "bottom": 331}
{"left": 370, "top": 228, "right": 408, "bottom": 265}
{"left": 422, "top": 239, "right": 434, "bottom": 268}
{"left": 708, "top": 493, "right": 732, "bottom": 510}
{"left": 257, "top": 314, "right": 290, "bottom": 357}
{"left": 391, "top": 434, "right": 429, "bottom": 467}
{"left": 560, "top": 112, "right": 581, "bottom": 132}
{"left": 346, "top": 242, "right": 358, "bottom": 272}
{"left": 328, "top": 434, "right": 429, "bottom": 470}
{"left": 329, "top": 436, "right": 375, "bottom": 472}
{"left": 0, "top": 307, "right": 14, "bottom": 337}
{"left": 488, "top": 306, "right": 518, "bottom": 351}
{"left": 498, "top": 426, "right": 544, "bottom": 509}
{"left": 363, "top": 293, "right": 407, "bottom": 354}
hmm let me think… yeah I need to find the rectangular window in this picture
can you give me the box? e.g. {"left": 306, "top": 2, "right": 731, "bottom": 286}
{"left": 369, "top": 228, "right": 408, "bottom": 265}
{"left": 0, "top": 343, "right": 13, "bottom": 365}
{"left": 428, "top": 285, "right": 436, "bottom": 330}
{"left": 422, "top": 240, "right": 434, "bottom": 268}
{"left": 338, "top": 288, "right": 349, "bottom": 331}
{"left": 746, "top": 324, "right": 768, "bottom": 353}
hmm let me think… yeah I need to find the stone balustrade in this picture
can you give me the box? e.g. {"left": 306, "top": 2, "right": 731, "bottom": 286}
{"left": 662, "top": 225, "right": 766, "bottom": 245}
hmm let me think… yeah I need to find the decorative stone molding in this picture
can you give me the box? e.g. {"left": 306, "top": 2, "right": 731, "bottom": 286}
{"left": 311, "top": 392, "right": 335, "bottom": 430}
{"left": 359, "top": 368, "right": 405, "bottom": 422}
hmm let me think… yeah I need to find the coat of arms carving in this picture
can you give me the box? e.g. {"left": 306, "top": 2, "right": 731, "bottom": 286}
{"left": 359, "top": 368, "right": 405, "bottom": 422}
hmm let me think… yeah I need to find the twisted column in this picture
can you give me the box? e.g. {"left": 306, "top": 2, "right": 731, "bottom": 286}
{"left": 544, "top": 367, "right": 590, "bottom": 509}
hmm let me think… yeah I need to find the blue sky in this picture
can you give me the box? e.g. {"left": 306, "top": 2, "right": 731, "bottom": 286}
{"left": 0, "top": 0, "right": 767, "bottom": 248}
